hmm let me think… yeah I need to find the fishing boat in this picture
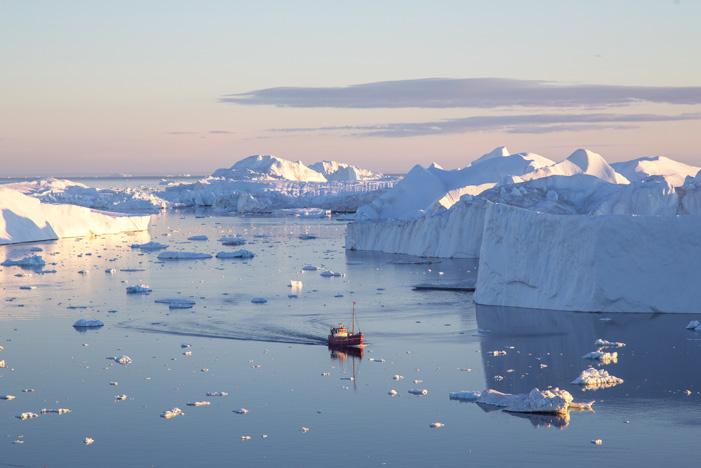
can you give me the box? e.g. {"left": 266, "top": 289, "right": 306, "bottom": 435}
{"left": 328, "top": 301, "right": 365, "bottom": 348}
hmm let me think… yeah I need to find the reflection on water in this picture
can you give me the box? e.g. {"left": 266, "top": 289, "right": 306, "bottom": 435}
{"left": 476, "top": 304, "right": 701, "bottom": 404}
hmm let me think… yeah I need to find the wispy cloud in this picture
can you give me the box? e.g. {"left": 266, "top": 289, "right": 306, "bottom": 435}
{"left": 221, "top": 78, "right": 701, "bottom": 109}
{"left": 273, "top": 112, "right": 701, "bottom": 137}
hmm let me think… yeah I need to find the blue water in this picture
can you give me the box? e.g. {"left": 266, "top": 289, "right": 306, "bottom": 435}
{"left": 1, "top": 209, "right": 700, "bottom": 467}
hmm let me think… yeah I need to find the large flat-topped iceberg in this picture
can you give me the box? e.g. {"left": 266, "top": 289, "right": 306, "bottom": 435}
{"left": 474, "top": 203, "right": 701, "bottom": 313}
{"left": 0, "top": 188, "right": 150, "bottom": 245}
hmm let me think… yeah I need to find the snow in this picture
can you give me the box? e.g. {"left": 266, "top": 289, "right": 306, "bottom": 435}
{"left": 474, "top": 203, "right": 701, "bottom": 313}
{"left": 212, "top": 154, "right": 328, "bottom": 182}
{"left": 73, "top": 319, "right": 104, "bottom": 328}
{"left": 520, "top": 149, "right": 629, "bottom": 185}
{"left": 157, "top": 251, "right": 212, "bottom": 260}
{"left": 355, "top": 148, "right": 554, "bottom": 221}
{"left": 612, "top": 156, "right": 700, "bottom": 187}
{"left": 4, "top": 178, "right": 165, "bottom": 214}
{"left": 309, "top": 160, "right": 381, "bottom": 182}
{"left": 0, "top": 188, "right": 151, "bottom": 245}
{"left": 216, "top": 249, "right": 255, "bottom": 259}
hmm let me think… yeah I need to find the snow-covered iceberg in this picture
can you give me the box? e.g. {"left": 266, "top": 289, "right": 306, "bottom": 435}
{"left": 612, "top": 156, "right": 700, "bottom": 187}
{"left": 5, "top": 178, "right": 165, "bottom": 214}
{"left": 212, "top": 155, "right": 328, "bottom": 182}
{"left": 309, "top": 160, "right": 382, "bottom": 182}
{"left": 0, "top": 188, "right": 150, "bottom": 245}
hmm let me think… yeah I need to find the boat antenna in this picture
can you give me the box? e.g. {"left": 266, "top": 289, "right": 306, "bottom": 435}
{"left": 352, "top": 301, "right": 356, "bottom": 334}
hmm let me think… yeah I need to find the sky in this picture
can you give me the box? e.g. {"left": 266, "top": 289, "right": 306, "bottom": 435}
{"left": 1, "top": 0, "right": 700, "bottom": 176}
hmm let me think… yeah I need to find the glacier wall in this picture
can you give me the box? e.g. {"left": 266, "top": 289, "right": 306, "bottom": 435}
{"left": 474, "top": 203, "right": 701, "bottom": 313}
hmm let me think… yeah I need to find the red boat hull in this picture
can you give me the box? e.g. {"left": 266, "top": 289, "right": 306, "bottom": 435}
{"left": 328, "top": 333, "right": 364, "bottom": 348}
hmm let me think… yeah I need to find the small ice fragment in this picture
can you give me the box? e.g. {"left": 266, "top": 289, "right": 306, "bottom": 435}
{"left": 321, "top": 372, "right": 331, "bottom": 376}
{"left": 302, "top": 264, "right": 318, "bottom": 271}
{"left": 187, "top": 401, "right": 211, "bottom": 407}
{"left": 684, "top": 389, "right": 693, "bottom": 396}
{"left": 219, "top": 235, "right": 246, "bottom": 246}
{"left": 187, "top": 235, "right": 208, "bottom": 241}
{"left": 299, "top": 234, "right": 316, "bottom": 240}
{"left": 408, "top": 389, "right": 429, "bottom": 396}
{"left": 489, "top": 350, "right": 507, "bottom": 357}
{"left": 41, "top": 408, "right": 71, "bottom": 415}
{"left": 1, "top": 394, "right": 16, "bottom": 400}
{"left": 592, "top": 439, "right": 603, "bottom": 446}
{"left": 105, "top": 268, "right": 116, "bottom": 274}
{"left": 83, "top": 437, "right": 95, "bottom": 446}
{"left": 572, "top": 368, "right": 623, "bottom": 388}
{"left": 155, "top": 298, "right": 196, "bottom": 309}
{"left": 17, "top": 412, "right": 39, "bottom": 421}
{"left": 126, "top": 284, "right": 152, "bottom": 294}
{"left": 0, "top": 360, "right": 6, "bottom": 368}
{"left": 73, "top": 319, "right": 104, "bottom": 328}
{"left": 289, "top": 280, "right": 303, "bottom": 289}
{"left": 370, "top": 358, "right": 385, "bottom": 363}
{"left": 430, "top": 422, "right": 445, "bottom": 429}
{"left": 583, "top": 351, "right": 618, "bottom": 364}
{"left": 109, "top": 381, "right": 119, "bottom": 386}
{"left": 413, "top": 379, "right": 423, "bottom": 384}
{"left": 447, "top": 391, "right": 481, "bottom": 402}
{"left": 216, "top": 249, "right": 255, "bottom": 259}
{"left": 161, "top": 407, "right": 184, "bottom": 419}
{"left": 112, "top": 355, "right": 133, "bottom": 365}
{"left": 233, "top": 408, "right": 249, "bottom": 415}
{"left": 131, "top": 241, "right": 168, "bottom": 251}
{"left": 183, "top": 350, "right": 192, "bottom": 357}
{"left": 19, "top": 285, "right": 36, "bottom": 290}
{"left": 251, "top": 297, "right": 268, "bottom": 304}
{"left": 241, "top": 435, "right": 252, "bottom": 441}
{"left": 388, "top": 389, "right": 398, "bottom": 397}
{"left": 320, "top": 270, "right": 343, "bottom": 278}
{"left": 392, "top": 374, "right": 404, "bottom": 381}
{"left": 300, "top": 426, "right": 311, "bottom": 433}
{"left": 206, "top": 391, "right": 229, "bottom": 397}
{"left": 115, "top": 394, "right": 128, "bottom": 401}
{"left": 594, "top": 338, "right": 625, "bottom": 348}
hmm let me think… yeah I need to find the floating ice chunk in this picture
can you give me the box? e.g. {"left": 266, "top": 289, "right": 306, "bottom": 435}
{"left": 41, "top": 408, "right": 71, "bottom": 415}
{"left": 17, "top": 412, "right": 39, "bottom": 420}
{"left": 302, "top": 264, "right": 318, "bottom": 271}
{"left": 408, "top": 388, "right": 429, "bottom": 396}
{"left": 450, "top": 388, "right": 591, "bottom": 415}
{"left": 594, "top": 339, "right": 625, "bottom": 348}
{"left": 2, "top": 255, "right": 46, "bottom": 268}
{"left": 131, "top": 241, "right": 168, "bottom": 251}
{"left": 219, "top": 235, "right": 247, "bottom": 246}
{"left": 583, "top": 351, "right": 618, "bottom": 364}
{"left": 161, "top": 407, "right": 184, "bottom": 419}
{"left": 233, "top": 408, "right": 249, "bottom": 415}
{"left": 251, "top": 297, "right": 268, "bottom": 304}
{"left": 686, "top": 320, "right": 701, "bottom": 331}
{"left": 216, "top": 249, "right": 255, "bottom": 259}
{"left": 300, "top": 426, "right": 311, "bottom": 433}
{"left": 392, "top": 374, "right": 404, "bottom": 381}
{"left": 183, "top": 350, "right": 192, "bottom": 357}
{"left": 489, "top": 350, "right": 507, "bottom": 357}
{"left": 187, "top": 401, "right": 211, "bottom": 407}
{"left": 20, "top": 285, "right": 37, "bottom": 290}
{"left": 592, "top": 439, "right": 603, "bottom": 446}
{"left": 126, "top": 284, "right": 152, "bottom": 294}
{"left": 1, "top": 394, "right": 16, "bottom": 400}
{"left": 370, "top": 358, "right": 385, "bottom": 363}
{"left": 115, "top": 394, "right": 128, "bottom": 401}
{"left": 241, "top": 435, "right": 252, "bottom": 441}
{"left": 73, "top": 319, "right": 104, "bottom": 328}
{"left": 430, "top": 422, "right": 445, "bottom": 429}
{"left": 299, "top": 234, "right": 317, "bottom": 240}
{"left": 289, "top": 280, "right": 303, "bottom": 289}
{"left": 155, "top": 298, "right": 196, "bottom": 309}
{"left": 206, "top": 391, "right": 229, "bottom": 397}
{"left": 105, "top": 268, "right": 116, "bottom": 274}
{"left": 0, "top": 360, "right": 6, "bottom": 368}
{"left": 157, "top": 251, "right": 212, "bottom": 260}
{"left": 388, "top": 389, "right": 398, "bottom": 397}
{"left": 111, "top": 355, "right": 133, "bottom": 365}
{"left": 320, "top": 270, "right": 343, "bottom": 278}
{"left": 187, "top": 235, "right": 208, "bottom": 241}
{"left": 572, "top": 368, "right": 623, "bottom": 388}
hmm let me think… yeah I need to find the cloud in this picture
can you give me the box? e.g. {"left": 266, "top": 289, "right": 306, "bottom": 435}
{"left": 221, "top": 78, "right": 701, "bottom": 109}
{"left": 273, "top": 112, "right": 701, "bottom": 137}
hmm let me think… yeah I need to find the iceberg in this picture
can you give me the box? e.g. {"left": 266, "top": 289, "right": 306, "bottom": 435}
{"left": 212, "top": 154, "right": 328, "bottom": 182}
{"left": 216, "top": 249, "right": 255, "bottom": 259}
{"left": 612, "top": 156, "right": 700, "bottom": 187}
{"left": 126, "top": 284, "right": 152, "bottom": 294}
{"left": 309, "top": 160, "right": 382, "bottom": 182}
{"left": 571, "top": 368, "right": 624, "bottom": 388}
{"left": 2, "top": 255, "right": 46, "bottom": 268}
{"left": 0, "top": 188, "right": 150, "bottom": 245}
{"left": 449, "top": 388, "right": 593, "bottom": 414}
{"left": 73, "top": 319, "right": 104, "bottom": 328}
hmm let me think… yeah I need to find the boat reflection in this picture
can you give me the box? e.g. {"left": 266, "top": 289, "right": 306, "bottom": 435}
{"left": 328, "top": 345, "right": 364, "bottom": 361}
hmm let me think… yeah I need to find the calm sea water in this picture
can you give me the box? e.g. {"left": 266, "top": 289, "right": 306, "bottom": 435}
{"left": 1, "top": 184, "right": 701, "bottom": 467}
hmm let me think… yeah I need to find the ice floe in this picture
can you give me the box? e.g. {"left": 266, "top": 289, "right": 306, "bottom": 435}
{"left": 73, "top": 319, "right": 104, "bottom": 328}
{"left": 126, "top": 284, "right": 152, "bottom": 294}
{"left": 161, "top": 407, "right": 184, "bottom": 419}
{"left": 131, "top": 241, "right": 168, "bottom": 251}
{"left": 571, "top": 368, "right": 624, "bottom": 388}
{"left": 449, "top": 388, "right": 593, "bottom": 414}
{"left": 216, "top": 249, "right": 255, "bottom": 259}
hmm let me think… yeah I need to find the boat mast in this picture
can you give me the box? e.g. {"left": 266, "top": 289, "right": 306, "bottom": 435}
{"left": 352, "top": 301, "right": 356, "bottom": 334}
